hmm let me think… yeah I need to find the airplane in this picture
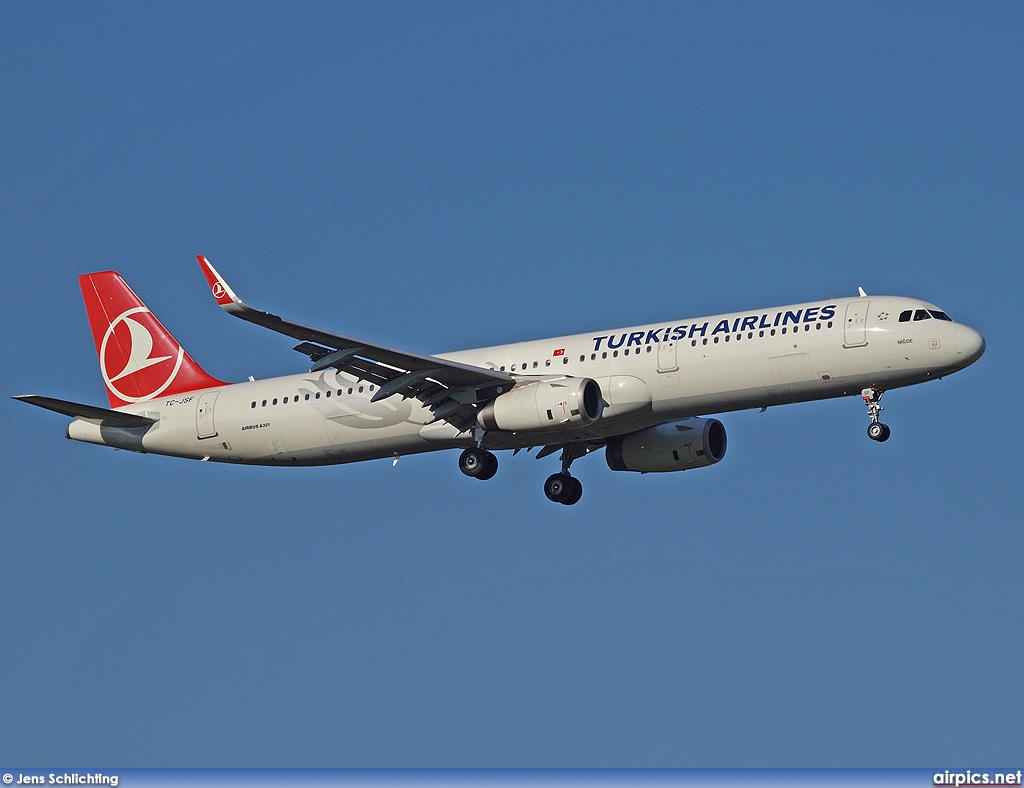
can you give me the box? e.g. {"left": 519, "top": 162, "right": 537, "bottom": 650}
{"left": 15, "top": 257, "right": 985, "bottom": 505}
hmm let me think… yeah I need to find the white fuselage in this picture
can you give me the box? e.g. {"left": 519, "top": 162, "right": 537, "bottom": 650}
{"left": 67, "top": 295, "right": 984, "bottom": 465}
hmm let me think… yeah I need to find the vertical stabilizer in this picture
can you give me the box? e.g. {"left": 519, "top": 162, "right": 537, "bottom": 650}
{"left": 79, "top": 271, "right": 226, "bottom": 408}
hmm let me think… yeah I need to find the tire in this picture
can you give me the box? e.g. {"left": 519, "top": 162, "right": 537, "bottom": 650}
{"left": 563, "top": 477, "right": 583, "bottom": 506}
{"left": 544, "top": 472, "right": 572, "bottom": 503}
{"left": 476, "top": 451, "right": 499, "bottom": 481}
{"left": 868, "top": 422, "right": 890, "bottom": 442}
{"left": 459, "top": 447, "right": 488, "bottom": 477}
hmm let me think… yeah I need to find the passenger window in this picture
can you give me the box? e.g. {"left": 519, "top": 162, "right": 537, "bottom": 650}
{"left": 563, "top": 357, "right": 568, "bottom": 364}
{"left": 545, "top": 359, "right": 551, "bottom": 366}
{"left": 815, "top": 323, "right": 821, "bottom": 330}
{"left": 702, "top": 338, "right": 708, "bottom": 345}
{"left": 691, "top": 340, "right": 697, "bottom": 347}
{"left": 725, "top": 335, "right": 730, "bottom": 342}
{"left": 283, "top": 396, "right": 288, "bottom": 403}
{"left": 358, "top": 387, "right": 363, "bottom": 393}
{"left": 770, "top": 329, "right": 776, "bottom": 336}
{"left": 348, "top": 388, "right": 353, "bottom": 394}
{"left": 315, "top": 392, "right": 320, "bottom": 399}
{"left": 647, "top": 346, "right": 652, "bottom": 353}
{"left": 272, "top": 398, "right": 278, "bottom": 405}
{"left": 326, "top": 391, "right": 331, "bottom": 397}
{"left": 899, "top": 310, "right": 912, "bottom": 322}
{"left": 759, "top": 331, "right": 764, "bottom": 337}
{"left": 602, "top": 352, "right": 607, "bottom": 359}
{"left": 251, "top": 401, "right": 256, "bottom": 408}
{"left": 262, "top": 400, "right": 267, "bottom": 407}
{"left": 579, "top": 356, "right": 585, "bottom": 362}
{"left": 613, "top": 350, "right": 618, "bottom": 357}
{"left": 533, "top": 361, "right": 538, "bottom": 369}
{"left": 713, "top": 337, "right": 719, "bottom": 344}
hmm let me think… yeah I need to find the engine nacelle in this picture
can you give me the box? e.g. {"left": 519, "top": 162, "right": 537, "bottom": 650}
{"left": 478, "top": 378, "right": 603, "bottom": 432}
{"left": 606, "top": 418, "right": 727, "bottom": 473}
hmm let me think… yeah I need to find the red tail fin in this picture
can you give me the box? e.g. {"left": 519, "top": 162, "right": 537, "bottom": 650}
{"left": 79, "top": 271, "right": 226, "bottom": 408}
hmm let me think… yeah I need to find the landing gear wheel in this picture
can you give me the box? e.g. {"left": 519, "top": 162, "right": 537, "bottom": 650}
{"left": 544, "top": 473, "right": 583, "bottom": 505}
{"left": 861, "top": 388, "right": 890, "bottom": 443}
{"left": 477, "top": 451, "right": 499, "bottom": 480}
{"left": 564, "top": 477, "right": 583, "bottom": 506}
{"left": 459, "top": 447, "right": 489, "bottom": 478}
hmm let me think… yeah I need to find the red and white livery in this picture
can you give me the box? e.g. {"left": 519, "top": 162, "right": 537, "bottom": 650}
{"left": 16, "top": 258, "right": 985, "bottom": 504}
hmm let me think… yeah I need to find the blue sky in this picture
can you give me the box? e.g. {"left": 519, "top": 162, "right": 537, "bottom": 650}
{"left": 1, "top": 1, "right": 1021, "bottom": 767}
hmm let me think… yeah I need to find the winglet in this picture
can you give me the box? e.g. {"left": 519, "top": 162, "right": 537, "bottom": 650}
{"left": 196, "top": 255, "right": 249, "bottom": 314}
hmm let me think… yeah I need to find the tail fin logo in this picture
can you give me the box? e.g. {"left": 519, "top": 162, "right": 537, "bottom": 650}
{"left": 211, "top": 282, "right": 226, "bottom": 299}
{"left": 100, "top": 307, "right": 185, "bottom": 403}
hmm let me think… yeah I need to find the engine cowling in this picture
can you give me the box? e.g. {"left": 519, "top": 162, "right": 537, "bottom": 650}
{"left": 606, "top": 418, "right": 727, "bottom": 473}
{"left": 477, "top": 378, "right": 603, "bottom": 432}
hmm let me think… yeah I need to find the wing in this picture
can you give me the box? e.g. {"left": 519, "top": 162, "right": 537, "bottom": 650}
{"left": 13, "top": 395, "right": 157, "bottom": 428}
{"left": 196, "top": 256, "right": 513, "bottom": 430}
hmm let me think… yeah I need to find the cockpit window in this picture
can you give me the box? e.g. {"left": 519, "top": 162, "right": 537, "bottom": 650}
{"left": 929, "top": 310, "right": 953, "bottom": 321}
{"left": 913, "top": 309, "right": 932, "bottom": 321}
{"left": 898, "top": 310, "right": 912, "bottom": 322}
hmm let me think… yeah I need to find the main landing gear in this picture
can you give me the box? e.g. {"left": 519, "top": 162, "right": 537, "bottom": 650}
{"left": 862, "top": 387, "right": 891, "bottom": 442}
{"left": 544, "top": 443, "right": 587, "bottom": 506}
{"left": 458, "top": 440, "right": 587, "bottom": 505}
{"left": 544, "top": 472, "right": 583, "bottom": 506}
{"left": 459, "top": 447, "right": 499, "bottom": 480}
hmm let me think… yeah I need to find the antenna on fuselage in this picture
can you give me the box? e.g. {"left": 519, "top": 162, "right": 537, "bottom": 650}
{"left": 858, "top": 286, "right": 868, "bottom": 297}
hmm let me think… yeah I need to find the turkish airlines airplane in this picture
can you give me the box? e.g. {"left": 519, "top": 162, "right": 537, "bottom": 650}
{"left": 16, "top": 257, "right": 985, "bottom": 505}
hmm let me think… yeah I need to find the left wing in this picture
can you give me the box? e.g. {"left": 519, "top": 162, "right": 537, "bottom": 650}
{"left": 197, "top": 256, "right": 514, "bottom": 430}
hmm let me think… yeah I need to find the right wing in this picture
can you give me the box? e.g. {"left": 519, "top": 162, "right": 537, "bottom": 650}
{"left": 197, "top": 256, "right": 514, "bottom": 430}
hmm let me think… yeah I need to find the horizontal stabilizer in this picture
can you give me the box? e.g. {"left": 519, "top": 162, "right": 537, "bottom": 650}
{"left": 13, "top": 395, "right": 157, "bottom": 428}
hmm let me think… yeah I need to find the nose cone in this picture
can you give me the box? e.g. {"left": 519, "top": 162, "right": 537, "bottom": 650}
{"left": 955, "top": 326, "right": 986, "bottom": 366}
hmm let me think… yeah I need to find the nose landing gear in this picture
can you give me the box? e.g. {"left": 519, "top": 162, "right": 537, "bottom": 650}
{"left": 862, "top": 388, "right": 891, "bottom": 442}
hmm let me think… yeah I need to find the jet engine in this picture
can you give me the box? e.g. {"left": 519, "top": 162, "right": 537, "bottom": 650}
{"left": 477, "top": 378, "right": 603, "bottom": 432}
{"left": 605, "top": 418, "right": 727, "bottom": 473}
